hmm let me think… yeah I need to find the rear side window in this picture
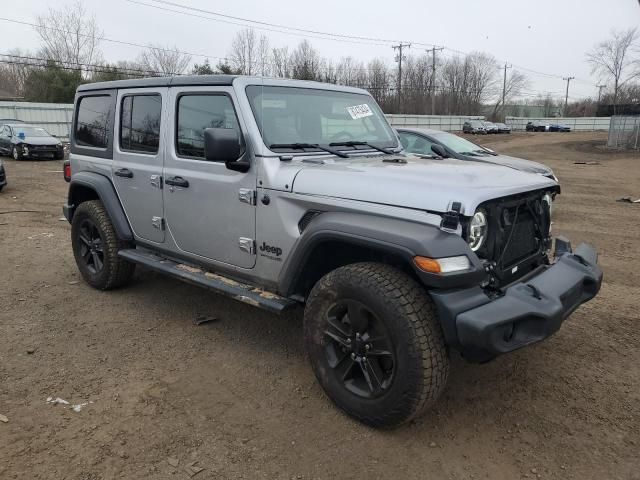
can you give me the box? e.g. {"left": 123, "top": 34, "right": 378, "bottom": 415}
{"left": 76, "top": 95, "right": 111, "bottom": 148}
{"left": 120, "top": 95, "right": 162, "bottom": 153}
{"left": 176, "top": 94, "right": 240, "bottom": 159}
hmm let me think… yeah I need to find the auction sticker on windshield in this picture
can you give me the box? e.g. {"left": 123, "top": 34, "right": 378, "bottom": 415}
{"left": 347, "top": 104, "right": 374, "bottom": 120}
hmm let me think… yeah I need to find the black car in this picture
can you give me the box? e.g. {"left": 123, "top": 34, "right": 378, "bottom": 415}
{"left": 0, "top": 123, "right": 64, "bottom": 160}
{"left": 0, "top": 158, "right": 6, "bottom": 192}
{"left": 525, "top": 121, "right": 548, "bottom": 132}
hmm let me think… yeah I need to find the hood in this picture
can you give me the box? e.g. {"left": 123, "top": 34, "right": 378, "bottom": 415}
{"left": 16, "top": 136, "right": 60, "bottom": 146}
{"left": 291, "top": 155, "right": 557, "bottom": 214}
{"left": 467, "top": 153, "right": 553, "bottom": 177}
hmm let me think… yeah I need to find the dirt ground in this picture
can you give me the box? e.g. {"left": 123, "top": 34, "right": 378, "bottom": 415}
{"left": 0, "top": 132, "right": 638, "bottom": 480}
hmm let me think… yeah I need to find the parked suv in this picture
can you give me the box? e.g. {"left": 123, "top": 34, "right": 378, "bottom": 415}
{"left": 63, "top": 76, "right": 602, "bottom": 428}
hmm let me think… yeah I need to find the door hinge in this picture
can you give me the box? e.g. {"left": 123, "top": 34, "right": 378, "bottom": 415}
{"left": 150, "top": 175, "right": 163, "bottom": 189}
{"left": 238, "top": 237, "right": 255, "bottom": 254}
{"left": 238, "top": 188, "right": 256, "bottom": 205}
{"left": 152, "top": 216, "right": 165, "bottom": 230}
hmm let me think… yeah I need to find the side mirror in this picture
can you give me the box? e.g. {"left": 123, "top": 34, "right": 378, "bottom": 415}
{"left": 203, "top": 128, "right": 249, "bottom": 172}
{"left": 430, "top": 144, "right": 448, "bottom": 158}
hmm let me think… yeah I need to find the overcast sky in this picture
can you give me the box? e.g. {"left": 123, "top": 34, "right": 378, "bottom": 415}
{"left": 2, "top": 0, "right": 639, "bottom": 101}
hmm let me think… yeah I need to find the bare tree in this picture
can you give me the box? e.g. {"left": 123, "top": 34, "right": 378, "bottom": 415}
{"left": 586, "top": 27, "right": 640, "bottom": 113}
{"left": 137, "top": 45, "right": 191, "bottom": 75}
{"left": 366, "top": 58, "right": 392, "bottom": 109}
{"left": 492, "top": 70, "right": 528, "bottom": 117}
{"left": 0, "top": 48, "right": 38, "bottom": 97}
{"left": 228, "top": 28, "right": 269, "bottom": 75}
{"left": 271, "top": 47, "right": 291, "bottom": 78}
{"left": 35, "top": 1, "right": 103, "bottom": 68}
{"left": 290, "top": 40, "right": 323, "bottom": 81}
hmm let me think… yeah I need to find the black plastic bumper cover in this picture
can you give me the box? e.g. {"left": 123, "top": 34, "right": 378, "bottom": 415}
{"left": 433, "top": 243, "right": 602, "bottom": 358}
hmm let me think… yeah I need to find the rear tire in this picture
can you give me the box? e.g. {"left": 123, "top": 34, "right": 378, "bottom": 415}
{"left": 304, "top": 262, "right": 449, "bottom": 428}
{"left": 71, "top": 200, "right": 135, "bottom": 290}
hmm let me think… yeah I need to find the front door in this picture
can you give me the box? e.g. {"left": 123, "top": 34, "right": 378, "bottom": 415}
{"left": 112, "top": 88, "right": 167, "bottom": 244}
{"left": 162, "top": 87, "right": 256, "bottom": 269}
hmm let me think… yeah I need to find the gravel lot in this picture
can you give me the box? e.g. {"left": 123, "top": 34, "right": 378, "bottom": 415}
{"left": 0, "top": 132, "right": 638, "bottom": 480}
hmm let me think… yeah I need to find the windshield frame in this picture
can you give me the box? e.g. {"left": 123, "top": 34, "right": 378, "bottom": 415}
{"left": 245, "top": 84, "right": 399, "bottom": 156}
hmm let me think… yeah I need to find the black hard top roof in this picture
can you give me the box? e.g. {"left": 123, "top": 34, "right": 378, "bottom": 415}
{"left": 77, "top": 75, "right": 239, "bottom": 92}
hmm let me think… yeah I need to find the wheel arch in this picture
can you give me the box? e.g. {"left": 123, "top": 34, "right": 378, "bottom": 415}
{"left": 66, "top": 171, "right": 133, "bottom": 241}
{"left": 278, "top": 211, "right": 486, "bottom": 299}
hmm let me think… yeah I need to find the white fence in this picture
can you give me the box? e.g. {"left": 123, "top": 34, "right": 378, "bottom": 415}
{"left": 0, "top": 101, "right": 73, "bottom": 140}
{"left": 505, "top": 116, "right": 610, "bottom": 132}
{"left": 607, "top": 116, "right": 640, "bottom": 150}
{"left": 385, "top": 114, "right": 485, "bottom": 132}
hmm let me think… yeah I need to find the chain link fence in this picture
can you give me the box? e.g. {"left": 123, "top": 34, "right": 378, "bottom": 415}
{"left": 607, "top": 116, "right": 640, "bottom": 150}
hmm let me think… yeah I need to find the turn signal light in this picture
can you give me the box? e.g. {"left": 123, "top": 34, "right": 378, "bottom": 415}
{"left": 413, "top": 255, "right": 472, "bottom": 274}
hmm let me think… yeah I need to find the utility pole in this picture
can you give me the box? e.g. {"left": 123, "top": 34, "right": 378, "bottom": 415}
{"left": 429, "top": 46, "right": 444, "bottom": 115}
{"left": 563, "top": 76, "right": 575, "bottom": 116}
{"left": 392, "top": 43, "right": 411, "bottom": 112}
{"left": 501, "top": 63, "right": 512, "bottom": 119}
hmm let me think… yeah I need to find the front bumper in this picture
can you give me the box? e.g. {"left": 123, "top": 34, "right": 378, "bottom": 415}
{"left": 431, "top": 243, "right": 602, "bottom": 361}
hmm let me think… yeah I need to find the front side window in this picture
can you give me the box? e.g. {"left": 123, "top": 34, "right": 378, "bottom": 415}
{"left": 246, "top": 85, "right": 397, "bottom": 152}
{"left": 399, "top": 132, "right": 436, "bottom": 155}
{"left": 120, "top": 95, "right": 162, "bottom": 153}
{"left": 176, "top": 94, "right": 240, "bottom": 159}
{"left": 76, "top": 95, "right": 111, "bottom": 148}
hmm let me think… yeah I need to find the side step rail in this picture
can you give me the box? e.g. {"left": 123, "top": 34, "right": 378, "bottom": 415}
{"left": 118, "top": 248, "right": 298, "bottom": 314}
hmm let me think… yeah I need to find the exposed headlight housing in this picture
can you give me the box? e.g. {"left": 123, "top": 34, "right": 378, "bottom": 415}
{"left": 468, "top": 209, "right": 488, "bottom": 252}
{"left": 22, "top": 145, "right": 29, "bottom": 155}
{"left": 542, "top": 193, "right": 553, "bottom": 216}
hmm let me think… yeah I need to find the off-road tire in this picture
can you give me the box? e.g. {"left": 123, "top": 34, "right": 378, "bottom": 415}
{"left": 304, "top": 262, "right": 449, "bottom": 428}
{"left": 71, "top": 200, "right": 135, "bottom": 290}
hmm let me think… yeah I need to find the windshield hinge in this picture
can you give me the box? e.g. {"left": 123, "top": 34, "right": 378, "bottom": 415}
{"left": 440, "top": 201, "right": 463, "bottom": 233}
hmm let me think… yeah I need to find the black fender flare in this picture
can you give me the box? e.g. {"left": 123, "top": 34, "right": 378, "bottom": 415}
{"left": 277, "top": 211, "right": 486, "bottom": 296}
{"left": 64, "top": 171, "right": 133, "bottom": 241}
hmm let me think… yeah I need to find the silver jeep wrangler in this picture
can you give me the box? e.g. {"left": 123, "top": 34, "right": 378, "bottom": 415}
{"left": 63, "top": 76, "right": 602, "bottom": 427}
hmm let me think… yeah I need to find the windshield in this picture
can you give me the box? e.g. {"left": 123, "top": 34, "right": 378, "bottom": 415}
{"left": 12, "top": 126, "right": 52, "bottom": 138}
{"left": 246, "top": 85, "right": 397, "bottom": 152}
{"left": 432, "top": 132, "right": 490, "bottom": 155}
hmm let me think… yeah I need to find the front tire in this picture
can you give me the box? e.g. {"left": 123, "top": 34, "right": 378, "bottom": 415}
{"left": 12, "top": 146, "right": 22, "bottom": 161}
{"left": 304, "top": 262, "right": 449, "bottom": 428}
{"left": 71, "top": 200, "right": 135, "bottom": 290}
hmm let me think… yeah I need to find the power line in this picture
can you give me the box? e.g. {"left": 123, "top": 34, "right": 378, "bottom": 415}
{"left": 126, "top": 0, "right": 394, "bottom": 47}
{"left": 135, "top": 0, "right": 407, "bottom": 46}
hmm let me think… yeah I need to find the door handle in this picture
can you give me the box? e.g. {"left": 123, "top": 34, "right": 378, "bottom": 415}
{"left": 114, "top": 168, "right": 133, "bottom": 178}
{"left": 165, "top": 176, "right": 189, "bottom": 188}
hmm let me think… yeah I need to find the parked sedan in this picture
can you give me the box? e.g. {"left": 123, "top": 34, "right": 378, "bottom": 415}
{"left": 0, "top": 123, "right": 64, "bottom": 160}
{"left": 494, "top": 122, "right": 512, "bottom": 134}
{"left": 482, "top": 121, "right": 499, "bottom": 134}
{"left": 0, "top": 158, "right": 6, "bottom": 192}
{"left": 397, "top": 127, "right": 559, "bottom": 184}
{"left": 525, "top": 121, "right": 548, "bottom": 132}
{"left": 549, "top": 123, "right": 571, "bottom": 132}
{"left": 462, "top": 120, "right": 487, "bottom": 134}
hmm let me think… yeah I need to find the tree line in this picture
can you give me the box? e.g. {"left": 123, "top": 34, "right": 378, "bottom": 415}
{"left": 0, "top": 1, "right": 638, "bottom": 117}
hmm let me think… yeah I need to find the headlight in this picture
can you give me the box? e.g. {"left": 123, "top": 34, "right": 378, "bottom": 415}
{"left": 414, "top": 255, "right": 471, "bottom": 274}
{"left": 468, "top": 210, "right": 488, "bottom": 252}
{"left": 22, "top": 145, "right": 29, "bottom": 155}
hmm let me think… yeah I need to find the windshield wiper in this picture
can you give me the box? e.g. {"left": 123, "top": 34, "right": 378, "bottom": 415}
{"left": 329, "top": 141, "right": 395, "bottom": 155}
{"left": 475, "top": 149, "right": 498, "bottom": 156}
{"left": 460, "top": 151, "right": 481, "bottom": 157}
{"left": 269, "top": 142, "right": 349, "bottom": 158}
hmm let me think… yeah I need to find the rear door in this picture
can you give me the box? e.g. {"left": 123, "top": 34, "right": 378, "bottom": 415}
{"left": 112, "top": 88, "right": 167, "bottom": 244}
